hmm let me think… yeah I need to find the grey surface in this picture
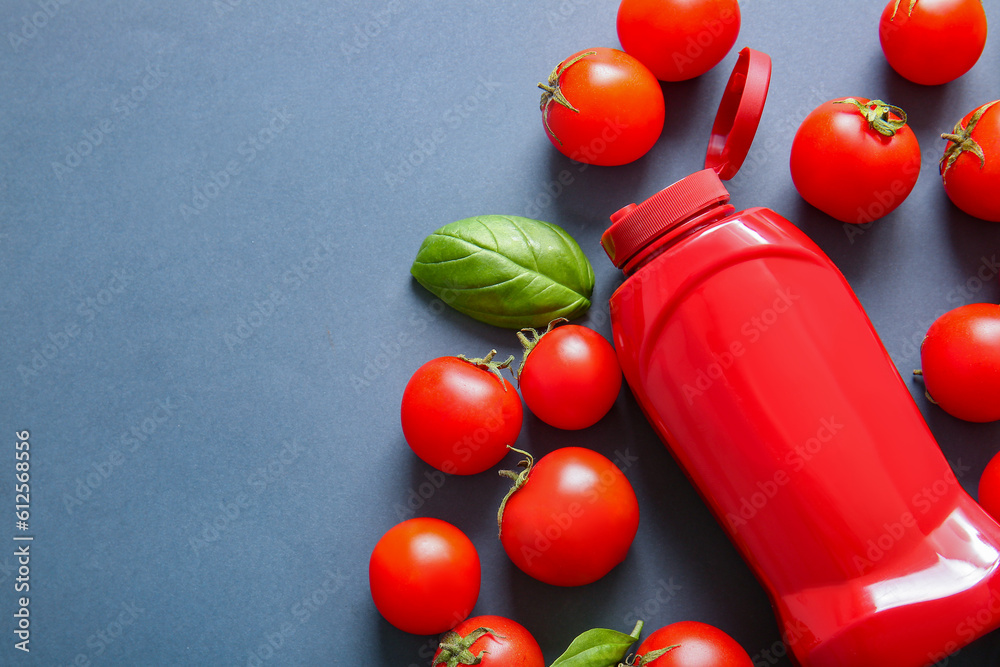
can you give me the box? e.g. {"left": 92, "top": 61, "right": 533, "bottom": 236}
{"left": 1, "top": 0, "right": 1000, "bottom": 665}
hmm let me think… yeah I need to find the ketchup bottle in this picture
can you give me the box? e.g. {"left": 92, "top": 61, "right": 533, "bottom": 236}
{"left": 603, "top": 48, "right": 1000, "bottom": 667}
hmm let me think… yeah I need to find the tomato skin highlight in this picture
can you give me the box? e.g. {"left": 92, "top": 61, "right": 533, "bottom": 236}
{"left": 919, "top": 303, "right": 1000, "bottom": 423}
{"left": 541, "top": 47, "right": 665, "bottom": 167}
{"left": 401, "top": 356, "right": 523, "bottom": 475}
{"left": 499, "top": 447, "right": 639, "bottom": 586}
{"left": 636, "top": 621, "right": 754, "bottom": 667}
{"left": 941, "top": 101, "right": 1000, "bottom": 222}
{"left": 878, "top": 0, "right": 987, "bottom": 86}
{"left": 368, "top": 518, "right": 481, "bottom": 635}
{"left": 789, "top": 97, "right": 920, "bottom": 224}
{"left": 617, "top": 0, "right": 741, "bottom": 81}
{"left": 519, "top": 325, "right": 622, "bottom": 430}
{"left": 431, "top": 615, "right": 545, "bottom": 667}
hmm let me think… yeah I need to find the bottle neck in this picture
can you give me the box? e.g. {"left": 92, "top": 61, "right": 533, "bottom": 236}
{"left": 621, "top": 202, "right": 736, "bottom": 277}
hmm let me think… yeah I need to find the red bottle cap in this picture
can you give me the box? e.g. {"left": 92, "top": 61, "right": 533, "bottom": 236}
{"left": 602, "top": 48, "right": 772, "bottom": 269}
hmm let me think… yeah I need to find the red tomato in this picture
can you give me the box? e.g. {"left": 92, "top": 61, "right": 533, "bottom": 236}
{"left": 369, "top": 518, "right": 481, "bottom": 635}
{"left": 790, "top": 97, "right": 921, "bottom": 224}
{"left": 941, "top": 100, "right": 1000, "bottom": 222}
{"left": 498, "top": 447, "right": 639, "bottom": 586}
{"left": 432, "top": 615, "right": 544, "bottom": 667}
{"left": 539, "top": 47, "right": 664, "bottom": 166}
{"left": 401, "top": 353, "right": 523, "bottom": 475}
{"left": 919, "top": 303, "right": 1000, "bottom": 423}
{"left": 879, "top": 0, "right": 987, "bottom": 86}
{"left": 635, "top": 621, "right": 753, "bottom": 667}
{"left": 518, "top": 323, "right": 622, "bottom": 430}
{"left": 617, "top": 0, "right": 741, "bottom": 81}
{"left": 979, "top": 451, "right": 1000, "bottom": 523}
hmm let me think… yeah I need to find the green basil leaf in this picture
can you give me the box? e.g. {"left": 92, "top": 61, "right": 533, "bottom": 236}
{"left": 549, "top": 622, "right": 642, "bottom": 667}
{"left": 410, "top": 214, "right": 595, "bottom": 329}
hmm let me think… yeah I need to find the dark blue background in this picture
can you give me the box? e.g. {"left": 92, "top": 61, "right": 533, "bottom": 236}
{"left": 1, "top": 0, "right": 999, "bottom": 665}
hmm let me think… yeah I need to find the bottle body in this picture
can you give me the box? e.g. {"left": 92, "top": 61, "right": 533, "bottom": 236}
{"left": 610, "top": 205, "right": 1000, "bottom": 667}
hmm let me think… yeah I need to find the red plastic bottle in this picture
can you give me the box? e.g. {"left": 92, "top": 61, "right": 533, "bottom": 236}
{"left": 603, "top": 48, "right": 1000, "bottom": 667}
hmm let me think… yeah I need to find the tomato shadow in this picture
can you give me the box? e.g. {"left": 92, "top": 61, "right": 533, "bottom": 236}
{"left": 537, "top": 67, "right": 726, "bottom": 243}
{"left": 877, "top": 55, "right": 963, "bottom": 140}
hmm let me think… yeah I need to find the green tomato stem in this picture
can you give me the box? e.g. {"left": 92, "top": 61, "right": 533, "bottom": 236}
{"left": 538, "top": 51, "right": 596, "bottom": 146}
{"left": 834, "top": 98, "right": 908, "bottom": 137}
{"left": 940, "top": 100, "right": 999, "bottom": 184}
{"left": 456, "top": 349, "right": 516, "bottom": 390}
{"left": 496, "top": 446, "right": 534, "bottom": 538}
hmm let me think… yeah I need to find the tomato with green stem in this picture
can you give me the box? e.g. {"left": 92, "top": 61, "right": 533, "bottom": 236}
{"left": 879, "top": 0, "right": 987, "bottom": 86}
{"left": 790, "top": 97, "right": 920, "bottom": 224}
{"left": 539, "top": 47, "right": 664, "bottom": 166}
{"left": 432, "top": 615, "right": 544, "bottom": 667}
{"left": 516, "top": 319, "right": 622, "bottom": 430}
{"left": 940, "top": 100, "right": 1000, "bottom": 222}
{"left": 917, "top": 303, "right": 1000, "bottom": 423}
{"left": 497, "top": 446, "right": 639, "bottom": 586}
{"left": 630, "top": 621, "right": 753, "bottom": 666}
{"left": 401, "top": 351, "right": 522, "bottom": 475}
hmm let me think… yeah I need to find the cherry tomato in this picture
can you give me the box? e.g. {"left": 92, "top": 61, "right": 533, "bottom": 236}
{"left": 941, "top": 100, "right": 1000, "bottom": 222}
{"left": 369, "top": 518, "right": 481, "bottom": 635}
{"left": 979, "top": 450, "right": 1000, "bottom": 523}
{"left": 635, "top": 621, "right": 753, "bottom": 667}
{"left": 539, "top": 47, "right": 664, "bottom": 166}
{"left": 401, "top": 352, "right": 523, "bottom": 475}
{"left": 918, "top": 303, "right": 1000, "bottom": 423}
{"left": 879, "top": 0, "right": 987, "bottom": 86}
{"left": 432, "top": 615, "right": 544, "bottom": 667}
{"left": 790, "top": 97, "right": 920, "bottom": 224}
{"left": 518, "top": 323, "right": 622, "bottom": 430}
{"left": 617, "top": 0, "right": 741, "bottom": 81}
{"left": 498, "top": 447, "right": 639, "bottom": 586}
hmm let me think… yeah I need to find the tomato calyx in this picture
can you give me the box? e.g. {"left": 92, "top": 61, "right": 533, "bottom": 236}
{"left": 496, "top": 446, "right": 535, "bottom": 537}
{"left": 889, "top": 0, "right": 917, "bottom": 20}
{"left": 618, "top": 644, "right": 680, "bottom": 666}
{"left": 456, "top": 349, "right": 517, "bottom": 390}
{"left": 834, "top": 98, "right": 908, "bottom": 137}
{"left": 538, "top": 52, "right": 596, "bottom": 146}
{"left": 514, "top": 317, "right": 568, "bottom": 378}
{"left": 940, "top": 100, "right": 999, "bottom": 183}
{"left": 434, "top": 627, "right": 504, "bottom": 667}
{"left": 912, "top": 368, "right": 940, "bottom": 405}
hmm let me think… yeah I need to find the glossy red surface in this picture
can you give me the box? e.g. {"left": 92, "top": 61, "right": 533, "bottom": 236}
{"left": 609, "top": 201, "right": 1000, "bottom": 667}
